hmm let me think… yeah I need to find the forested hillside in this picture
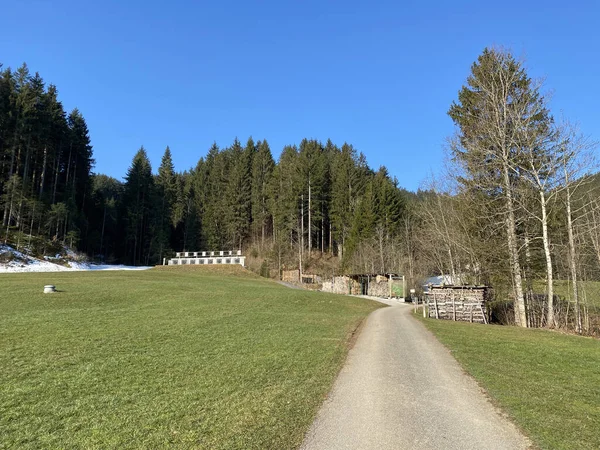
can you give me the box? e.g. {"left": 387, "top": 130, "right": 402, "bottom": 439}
{"left": 3, "top": 56, "right": 600, "bottom": 335}
{"left": 0, "top": 62, "right": 409, "bottom": 274}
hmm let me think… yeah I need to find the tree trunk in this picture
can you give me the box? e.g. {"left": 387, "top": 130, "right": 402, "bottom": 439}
{"left": 65, "top": 144, "right": 72, "bottom": 189}
{"left": 378, "top": 227, "right": 385, "bottom": 273}
{"left": 308, "top": 180, "right": 311, "bottom": 257}
{"left": 540, "top": 190, "right": 555, "bottom": 327}
{"left": 52, "top": 148, "right": 61, "bottom": 205}
{"left": 503, "top": 165, "right": 527, "bottom": 327}
{"left": 39, "top": 146, "right": 47, "bottom": 199}
{"left": 261, "top": 206, "right": 265, "bottom": 249}
{"left": 27, "top": 202, "right": 36, "bottom": 254}
{"left": 3, "top": 117, "right": 20, "bottom": 226}
{"left": 100, "top": 202, "right": 107, "bottom": 258}
{"left": 565, "top": 172, "right": 581, "bottom": 333}
{"left": 321, "top": 214, "right": 324, "bottom": 253}
{"left": 300, "top": 194, "right": 304, "bottom": 260}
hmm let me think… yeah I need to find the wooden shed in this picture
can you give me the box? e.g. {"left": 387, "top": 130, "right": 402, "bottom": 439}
{"left": 425, "top": 285, "right": 490, "bottom": 324}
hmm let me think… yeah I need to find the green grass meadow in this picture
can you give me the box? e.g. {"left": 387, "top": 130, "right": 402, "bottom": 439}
{"left": 417, "top": 315, "right": 600, "bottom": 450}
{"left": 531, "top": 279, "right": 600, "bottom": 307}
{"left": 0, "top": 266, "right": 381, "bottom": 449}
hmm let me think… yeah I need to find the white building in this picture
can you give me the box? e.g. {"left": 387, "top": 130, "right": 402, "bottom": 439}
{"left": 166, "top": 250, "right": 245, "bottom": 267}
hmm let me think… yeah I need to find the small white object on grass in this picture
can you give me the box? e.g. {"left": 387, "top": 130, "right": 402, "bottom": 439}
{"left": 44, "top": 285, "right": 56, "bottom": 293}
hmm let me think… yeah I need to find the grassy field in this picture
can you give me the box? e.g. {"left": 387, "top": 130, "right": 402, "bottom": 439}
{"left": 531, "top": 279, "right": 600, "bottom": 307}
{"left": 0, "top": 266, "right": 381, "bottom": 449}
{"left": 417, "top": 315, "right": 600, "bottom": 450}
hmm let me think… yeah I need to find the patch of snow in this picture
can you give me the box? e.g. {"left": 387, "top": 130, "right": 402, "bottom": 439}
{"left": 0, "top": 244, "right": 151, "bottom": 273}
{"left": 68, "top": 261, "right": 152, "bottom": 271}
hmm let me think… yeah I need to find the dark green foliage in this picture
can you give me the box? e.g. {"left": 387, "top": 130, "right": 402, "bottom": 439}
{"left": 224, "top": 138, "right": 253, "bottom": 248}
{"left": 123, "top": 147, "right": 154, "bottom": 265}
{"left": 251, "top": 140, "right": 275, "bottom": 246}
{"left": 330, "top": 143, "right": 360, "bottom": 258}
{"left": 0, "top": 61, "right": 408, "bottom": 270}
{"left": 0, "top": 63, "right": 94, "bottom": 251}
{"left": 155, "top": 147, "right": 176, "bottom": 260}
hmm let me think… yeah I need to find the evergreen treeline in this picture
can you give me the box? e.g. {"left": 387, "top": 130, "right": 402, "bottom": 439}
{"left": 0, "top": 63, "right": 93, "bottom": 251}
{"left": 95, "top": 138, "right": 406, "bottom": 270}
{"left": 0, "top": 63, "right": 408, "bottom": 271}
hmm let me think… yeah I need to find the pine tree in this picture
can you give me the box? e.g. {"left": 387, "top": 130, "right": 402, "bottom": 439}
{"left": 330, "top": 143, "right": 359, "bottom": 259}
{"left": 270, "top": 145, "right": 300, "bottom": 245}
{"left": 448, "top": 48, "right": 553, "bottom": 327}
{"left": 298, "top": 139, "right": 326, "bottom": 257}
{"left": 123, "top": 147, "right": 154, "bottom": 265}
{"left": 201, "top": 143, "right": 228, "bottom": 249}
{"left": 224, "top": 138, "right": 252, "bottom": 248}
{"left": 155, "top": 146, "right": 176, "bottom": 261}
{"left": 89, "top": 174, "right": 122, "bottom": 261}
{"left": 251, "top": 139, "right": 274, "bottom": 247}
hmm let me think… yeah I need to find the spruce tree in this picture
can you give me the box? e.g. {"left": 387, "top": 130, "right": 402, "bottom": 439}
{"left": 448, "top": 48, "right": 552, "bottom": 327}
{"left": 123, "top": 147, "right": 153, "bottom": 265}
{"left": 155, "top": 146, "right": 176, "bottom": 261}
{"left": 251, "top": 139, "right": 274, "bottom": 247}
{"left": 224, "top": 138, "right": 252, "bottom": 248}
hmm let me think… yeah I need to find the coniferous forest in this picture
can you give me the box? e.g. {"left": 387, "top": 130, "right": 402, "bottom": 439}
{"left": 0, "top": 63, "right": 409, "bottom": 273}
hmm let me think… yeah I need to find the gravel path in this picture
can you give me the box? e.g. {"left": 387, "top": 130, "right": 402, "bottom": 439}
{"left": 300, "top": 303, "right": 530, "bottom": 450}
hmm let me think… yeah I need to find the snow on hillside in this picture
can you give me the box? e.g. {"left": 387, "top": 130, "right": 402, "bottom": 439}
{"left": 0, "top": 245, "right": 151, "bottom": 273}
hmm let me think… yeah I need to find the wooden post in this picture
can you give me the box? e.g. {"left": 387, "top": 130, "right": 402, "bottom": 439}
{"left": 480, "top": 304, "right": 488, "bottom": 324}
{"left": 433, "top": 292, "right": 439, "bottom": 319}
{"left": 423, "top": 295, "right": 427, "bottom": 318}
{"left": 452, "top": 292, "right": 456, "bottom": 321}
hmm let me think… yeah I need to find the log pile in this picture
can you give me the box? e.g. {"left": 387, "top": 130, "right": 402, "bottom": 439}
{"left": 425, "top": 286, "right": 489, "bottom": 324}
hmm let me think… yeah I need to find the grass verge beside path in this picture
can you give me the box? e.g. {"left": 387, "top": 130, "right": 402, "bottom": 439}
{"left": 0, "top": 267, "right": 381, "bottom": 449}
{"left": 417, "top": 314, "right": 600, "bottom": 449}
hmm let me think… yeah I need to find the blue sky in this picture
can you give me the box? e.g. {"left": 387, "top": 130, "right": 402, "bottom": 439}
{"left": 1, "top": 0, "right": 598, "bottom": 191}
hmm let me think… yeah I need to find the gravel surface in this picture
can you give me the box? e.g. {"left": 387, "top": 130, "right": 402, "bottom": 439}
{"left": 301, "top": 303, "right": 530, "bottom": 450}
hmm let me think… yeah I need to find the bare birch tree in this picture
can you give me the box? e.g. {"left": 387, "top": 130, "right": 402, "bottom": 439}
{"left": 557, "top": 123, "right": 598, "bottom": 332}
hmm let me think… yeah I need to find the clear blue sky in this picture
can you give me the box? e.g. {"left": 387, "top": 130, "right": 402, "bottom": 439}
{"left": 1, "top": 0, "right": 598, "bottom": 191}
